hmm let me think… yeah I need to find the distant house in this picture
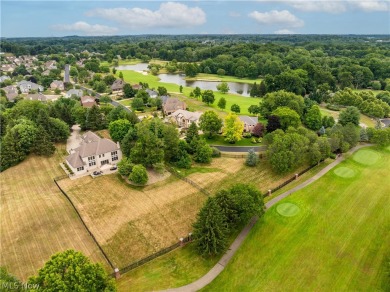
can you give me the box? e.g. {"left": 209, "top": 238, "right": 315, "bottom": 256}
{"left": 131, "top": 84, "right": 142, "bottom": 90}
{"left": 80, "top": 95, "right": 97, "bottom": 108}
{"left": 17, "top": 80, "right": 44, "bottom": 93}
{"left": 66, "top": 131, "right": 122, "bottom": 175}
{"left": 44, "top": 60, "right": 57, "bottom": 70}
{"left": 42, "top": 70, "right": 50, "bottom": 76}
{"left": 238, "top": 116, "right": 258, "bottom": 133}
{"left": 163, "top": 97, "right": 186, "bottom": 115}
{"left": 26, "top": 93, "right": 47, "bottom": 102}
{"left": 3, "top": 85, "right": 18, "bottom": 102}
{"left": 64, "top": 64, "right": 70, "bottom": 83}
{"left": 111, "top": 79, "right": 126, "bottom": 92}
{"left": 169, "top": 109, "right": 202, "bottom": 128}
{"left": 0, "top": 75, "right": 11, "bottom": 83}
{"left": 146, "top": 89, "right": 158, "bottom": 98}
{"left": 1, "top": 64, "right": 16, "bottom": 73}
{"left": 66, "top": 89, "right": 83, "bottom": 98}
{"left": 50, "top": 80, "right": 65, "bottom": 91}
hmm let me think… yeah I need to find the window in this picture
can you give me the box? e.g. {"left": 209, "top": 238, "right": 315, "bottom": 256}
{"left": 111, "top": 151, "right": 118, "bottom": 161}
{"left": 101, "top": 159, "right": 109, "bottom": 165}
{"left": 76, "top": 166, "right": 84, "bottom": 172}
{"left": 88, "top": 156, "right": 96, "bottom": 167}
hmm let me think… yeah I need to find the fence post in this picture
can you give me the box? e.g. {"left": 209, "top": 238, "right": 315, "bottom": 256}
{"left": 268, "top": 189, "right": 272, "bottom": 196}
{"left": 295, "top": 173, "right": 299, "bottom": 180}
{"left": 114, "top": 268, "right": 120, "bottom": 279}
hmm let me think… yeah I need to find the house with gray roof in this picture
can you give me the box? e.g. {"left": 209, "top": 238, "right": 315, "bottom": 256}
{"left": 146, "top": 89, "right": 158, "bottom": 98}
{"left": 238, "top": 116, "right": 258, "bottom": 133}
{"left": 0, "top": 75, "right": 11, "bottom": 83}
{"left": 17, "top": 80, "right": 43, "bottom": 93}
{"left": 66, "top": 131, "right": 122, "bottom": 175}
{"left": 66, "top": 89, "right": 83, "bottom": 98}
{"left": 169, "top": 109, "right": 202, "bottom": 129}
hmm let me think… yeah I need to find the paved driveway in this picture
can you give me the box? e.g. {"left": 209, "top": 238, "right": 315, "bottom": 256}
{"left": 66, "top": 125, "right": 82, "bottom": 153}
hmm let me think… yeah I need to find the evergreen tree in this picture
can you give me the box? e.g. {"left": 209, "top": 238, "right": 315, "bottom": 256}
{"left": 259, "top": 81, "right": 267, "bottom": 97}
{"left": 193, "top": 197, "right": 228, "bottom": 256}
{"left": 31, "top": 126, "right": 56, "bottom": 156}
{"left": 186, "top": 122, "right": 199, "bottom": 144}
{"left": 85, "top": 105, "right": 105, "bottom": 130}
{"left": 245, "top": 149, "right": 259, "bottom": 167}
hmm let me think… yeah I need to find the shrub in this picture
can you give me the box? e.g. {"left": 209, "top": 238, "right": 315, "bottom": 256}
{"left": 118, "top": 157, "right": 134, "bottom": 177}
{"left": 129, "top": 164, "right": 148, "bottom": 185}
{"left": 153, "top": 162, "right": 165, "bottom": 174}
{"left": 243, "top": 132, "right": 252, "bottom": 138}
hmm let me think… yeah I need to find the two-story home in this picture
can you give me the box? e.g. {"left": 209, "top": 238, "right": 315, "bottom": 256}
{"left": 66, "top": 131, "right": 122, "bottom": 175}
{"left": 169, "top": 109, "right": 202, "bottom": 129}
{"left": 163, "top": 97, "right": 186, "bottom": 115}
{"left": 238, "top": 116, "right": 258, "bottom": 133}
{"left": 17, "top": 80, "right": 44, "bottom": 93}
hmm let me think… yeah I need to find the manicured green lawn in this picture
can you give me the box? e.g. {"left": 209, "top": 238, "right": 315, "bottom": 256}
{"left": 118, "top": 99, "right": 132, "bottom": 106}
{"left": 101, "top": 59, "right": 142, "bottom": 67}
{"left": 118, "top": 70, "right": 259, "bottom": 115}
{"left": 201, "top": 134, "right": 263, "bottom": 146}
{"left": 185, "top": 73, "right": 263, "bottom": 84}
{"left": 204, "top": 147, "right": 390, "bottom": 291}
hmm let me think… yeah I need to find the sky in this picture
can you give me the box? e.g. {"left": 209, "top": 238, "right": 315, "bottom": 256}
{"left": 1, "top": 0, "right": 389, "bottom": 37}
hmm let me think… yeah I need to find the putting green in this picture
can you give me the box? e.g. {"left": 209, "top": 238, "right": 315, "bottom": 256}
{"left": 353, "top": 150, "right": 379, "bottom": 165}
{"left": 276, "top": 203, "right": 300, "bottom": 217}
{"left": 333, "top": 167, "right": 357, "bottom": 178}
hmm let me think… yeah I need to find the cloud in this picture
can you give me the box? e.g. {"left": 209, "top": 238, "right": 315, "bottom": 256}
{"left": 86, "top": 2, "right": 206, "bottom": 29}
{"left": 249, "top": 10, "right": 304, "bottom": 27}
{"left": 52, "top": 21, "right": 118, "bottom": 35}
{"left": 283, "top": 1, "right": 347, "bottom": 13}
{"left": 274, "top": 29, "right": 295, "bottom": 34}
{"left": 257, "top": 0, "right": 389, "bottom": 13}
{"left": 349, "top": 0, "right": 390, "bottom": 12}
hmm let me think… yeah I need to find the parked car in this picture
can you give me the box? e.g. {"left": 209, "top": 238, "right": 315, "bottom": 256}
{"left": 93, "top": 171, "right": 102, "bottom": 175}
{"left": 110, "top": 166, "right": 117, "bottom": 171}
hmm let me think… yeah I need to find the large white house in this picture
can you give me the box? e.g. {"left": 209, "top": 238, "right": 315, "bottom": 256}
{"left": 66, "top": 131, "right": 122, "bottom": 175}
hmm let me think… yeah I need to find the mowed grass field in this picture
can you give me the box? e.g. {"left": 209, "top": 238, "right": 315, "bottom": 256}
{"left": 118, "top": 70, "right": 259, "bottom": 115}
{"left": 204, "top": 146, "right": 390, "bottom": 291}
{"left": 186, "top": 156, "right": 317, "bottom": 196}
{"left": 58, "top": 173, "right": 206, "bottom": 269}
{"left": 0, "top": 145, "right": 109, "bottom": 281}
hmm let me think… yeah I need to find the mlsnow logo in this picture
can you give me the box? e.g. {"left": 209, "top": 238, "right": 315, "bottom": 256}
{"left": 2, "top": 282, "right": 40, "bottom": 290}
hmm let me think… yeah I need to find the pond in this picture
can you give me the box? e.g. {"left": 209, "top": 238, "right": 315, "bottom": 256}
{"left": 116, "top": 64, "right": 252, "bottom": 96}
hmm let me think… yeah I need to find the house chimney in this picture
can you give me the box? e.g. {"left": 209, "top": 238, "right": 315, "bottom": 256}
{"left": 117, "top": 142, "right": 120, "bottom": 148}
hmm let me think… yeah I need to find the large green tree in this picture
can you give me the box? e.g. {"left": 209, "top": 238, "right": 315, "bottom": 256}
{"left": 199, "top": 110, "right": 223, "bottom": 138}
{"left": 271, "top": 107, "right": 301, "bottom": 130}
{"left": 109, "top": 119, "right": 132, "bottom": 142}
{"left": 193, "top": 197, "right": 228, "bottom": 256}
{"left": 259, "top": 90, "right": 305, "bottom": 118}
{"left": 339, "top": 106, "right": 360, "bottom": 126}
{"left": 304, "top": 105, "right": 322, "bottom": 131}
{"left": 201, "top": 90, "right": 215, "bottom": 105}
{"left": 28, "top": 250, "right": 116, "bottom": 291}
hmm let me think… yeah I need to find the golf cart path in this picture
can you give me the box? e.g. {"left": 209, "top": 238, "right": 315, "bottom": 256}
{"left": 160, "top": 144, "right": 372, "bottom": 292}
